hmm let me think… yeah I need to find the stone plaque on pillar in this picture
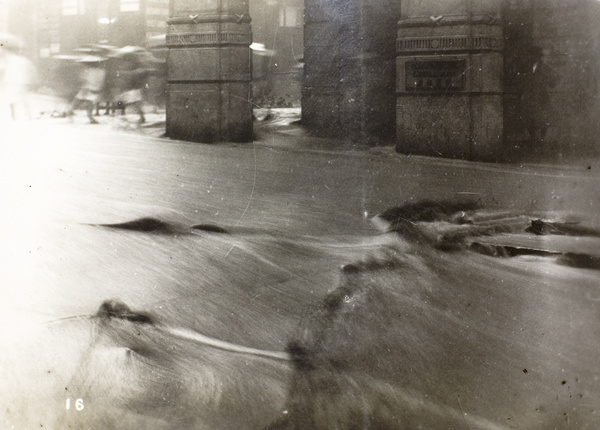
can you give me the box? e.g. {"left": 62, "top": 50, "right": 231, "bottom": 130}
{"left": 167, "top": 0, "right": 252, "bottom": 143}
{"left": 396, "top": 0, "right": 503, "bottom": 161}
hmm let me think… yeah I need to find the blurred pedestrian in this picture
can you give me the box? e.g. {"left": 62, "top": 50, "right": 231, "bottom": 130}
{"left": 115, "top": 54, "right": 150, "bottom": 124}
{"left": 520, "top": 46, "right": 559, "bottom": 145}
{"left": 67, "top": 57, "right": 106, "bottom": 124}
{"left": 0, "top": 46, "right": 37, "bottom": 120}
{"left": 96, "top": 57, "right": 122, "bottom": 116}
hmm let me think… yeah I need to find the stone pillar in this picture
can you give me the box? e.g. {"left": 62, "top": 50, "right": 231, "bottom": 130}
{"left": 302, "top": 0, "right": 400, "bottom": 145}
{"left": 396, "top": 0, "right": 503, "bottom": 161}
{"left": 504, "top": 0, "right": 600, "bottom": 155}
{"left": 302, "top": 0, "right": 358, "bottom": 138}
{"left": 167, "top": 0, "right": 252, "bottom": 143}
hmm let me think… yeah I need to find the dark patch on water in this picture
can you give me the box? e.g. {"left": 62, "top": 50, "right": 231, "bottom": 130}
{"left": 341, "top": 257, "right": 404, "bottom": 274}
{"left": 470, "top": 243, "right": 600, "bottom": 271}
{"left": 93, "top": 217, "right": 173, "bottom": 233}
{"left": 341, "top": 263, "right": 361, "bottom": 275}
{"left": 286, "top": 341, "right": 314, "bottom": 372}
{"left": 90, "top": 217, "right": 229, "bottom": 235}
{"left": 190, "top": 223, "right": 229, "bottom": 233}
{"left": 372, "top": 200, "right": 501, "bottom": 250}
{"left": 469, "top": 242, "right": 512, "bottom": 257}
{"left": 375, "top": 200, "right": 480, "bottom": 231}
{"left": 375, "top": 202, "right": 600, "bottom": 271}
{"left": 469, "top": 242, "right": 559, "bottom": 258}
{"left": 96, "top": 299, "right": 154, "bottom": 325}
{"left": 526, "top": 219, "right": 600, "bottom": 237}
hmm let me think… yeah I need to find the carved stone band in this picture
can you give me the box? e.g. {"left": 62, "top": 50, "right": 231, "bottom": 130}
{"left": 168, "top": 14, "right": 252, "bottom": 25}
{"left": 166, "top": 31, "right": 251, "bottom": 47}
{"left": 397, "top": 36, "right": 503, "bottom": 53}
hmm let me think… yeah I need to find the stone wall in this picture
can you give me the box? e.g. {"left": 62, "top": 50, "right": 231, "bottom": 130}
{"left": 395, "top": 0, "right": 600, "bottom": 161}
{"left": 166, "top": 0, "right": 253, "bottom": 142}
{"left": 395, "top": 0, "right": 504, "bottom": 161}
{"left": 504, "top": 0, "right": 600, "bottom": 157}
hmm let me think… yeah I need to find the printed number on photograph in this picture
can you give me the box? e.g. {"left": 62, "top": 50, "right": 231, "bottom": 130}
{"left": 66, "top": 398, "right": 84, "bottom": 411}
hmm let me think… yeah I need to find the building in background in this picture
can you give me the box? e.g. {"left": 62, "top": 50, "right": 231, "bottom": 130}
{"left": 250, "top": 0, "right": 304, "bottom": 106}
{"left": 2, "top": 0, "right": 169, "bottom": 59}
{"left": 1, "top": 0, "right": 302, "bottom": 106}
{"left": 2, "top": 0, "right": 599, "bottom": 160}
{"left": 46, "top": 0, "right": 169, "bottom": 53}
{"left": 301, "top": 0, "right": 600, "bottom": 158}
{"left": 0, "top": 1, "right": 9, "bottom": 34}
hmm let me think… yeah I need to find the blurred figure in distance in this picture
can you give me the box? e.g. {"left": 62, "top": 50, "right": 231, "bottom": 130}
{"left": 67, "top": 56, "right": 107, "bottom": 124}
{"left": 0, "top": 45, "right": 37, "bottom": 120}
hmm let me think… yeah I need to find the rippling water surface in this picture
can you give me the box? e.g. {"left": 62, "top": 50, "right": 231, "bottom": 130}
{"left": 1, "top": 122, "right": 599, "bottom": 429}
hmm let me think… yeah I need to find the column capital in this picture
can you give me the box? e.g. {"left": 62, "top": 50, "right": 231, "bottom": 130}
{"left": 168, "top": 13, "right": 251, "bottom": 25}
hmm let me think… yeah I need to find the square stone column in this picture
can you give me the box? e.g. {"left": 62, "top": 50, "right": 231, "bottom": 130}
{"left": 167, "top": 0, "right": 253, "bottom": 143}
{"left": 396, "top": 0, "right": 504, "bottom": 161}
{"left": 302, "top": 0, "right": 400, "bottom": 145}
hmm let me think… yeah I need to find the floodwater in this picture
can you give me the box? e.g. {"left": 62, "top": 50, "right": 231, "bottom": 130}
{"left": 1, "top": 120, "right": 599, "bottom": 429}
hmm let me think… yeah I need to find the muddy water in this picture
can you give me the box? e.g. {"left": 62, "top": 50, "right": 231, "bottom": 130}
{"left": 0, "top": 214, "right": 398, "bottom": 429}
{"left": 1, "top": 122, "right": 599, "bottom": 429}
{"left": 2, "top": 215, "right": 599, "bottom": 429}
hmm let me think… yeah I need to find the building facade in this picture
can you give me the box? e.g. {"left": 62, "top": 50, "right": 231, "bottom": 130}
{"left": 3, "top": 0, "right": 169, "bottom": 59}
{"left": 302, "top": 0, "right": 401, "bottom": 144}
{"left": 2, "top": 0, "right": 599, "bottom": 160}
{"left": 301, "top": 0, "right": 600, "bottom": 160}
{"left": 2, "top": 0, "right": 301, "bottom": 105}
{"left": 502, "top": 0, "right": 600, "bottom": 157}
{"left": 250, "top": 0, "right": 304, "bottom": 106}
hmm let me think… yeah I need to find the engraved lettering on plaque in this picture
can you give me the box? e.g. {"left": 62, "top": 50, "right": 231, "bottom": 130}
{"left": 405, "top": 60, "right": 466, "bottom": 92}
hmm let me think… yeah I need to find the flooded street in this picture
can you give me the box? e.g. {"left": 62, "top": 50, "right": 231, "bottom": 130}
{"left": 1, "top": 120, "right": 599, "bottom": 429}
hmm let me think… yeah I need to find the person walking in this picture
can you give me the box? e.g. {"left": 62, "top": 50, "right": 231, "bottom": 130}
{"left": 114, "top": 52, "right": 150, "bottom": 124}
{"left": 67, "top": 57, "right": 106, "bottom": 124}
{"left": 0, "top": 46, "right": 37, "bottom": 120}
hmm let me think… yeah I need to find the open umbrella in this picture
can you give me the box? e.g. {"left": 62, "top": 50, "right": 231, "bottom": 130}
{"left": 76, "top": 55, "right": 107, "bottom": 63}
{"left": 250, "top": 42, "right": 275, "bottom": 57}
{"left": 74, "top": 43, "right": 118, "bottom": 57}
{"left": 111, "top": 45, "right": 163, "bottom": 65}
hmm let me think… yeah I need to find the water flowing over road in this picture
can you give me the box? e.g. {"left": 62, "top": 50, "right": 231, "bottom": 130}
{"left": 1, "top": 120, "right": 599, "bottom": 429}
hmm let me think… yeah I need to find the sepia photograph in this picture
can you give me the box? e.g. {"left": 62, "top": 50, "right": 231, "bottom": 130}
{"left": 1, "top": 0, "right": 599, "bottom": 428}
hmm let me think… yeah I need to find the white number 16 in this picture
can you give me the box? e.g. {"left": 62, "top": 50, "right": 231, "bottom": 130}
{"left": 66, "top": 398, "right": 84, "bottom": 411}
